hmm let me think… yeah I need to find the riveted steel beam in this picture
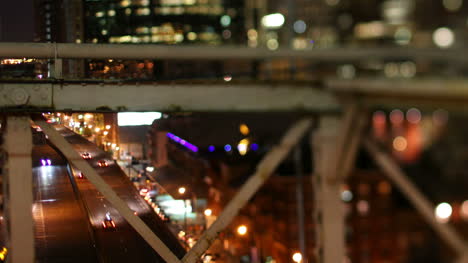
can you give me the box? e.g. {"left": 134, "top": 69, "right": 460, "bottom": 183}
{"left": 0, "top": 83, "right": 338, "bottom": 113}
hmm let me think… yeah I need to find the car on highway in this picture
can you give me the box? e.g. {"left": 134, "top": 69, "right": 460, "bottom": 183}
{"left": 76, "top": 172, "right": 84, "bottom": 179}
{"left": 139, "top": 188, "right": 149, "bottom": 196}
{"left": 102, "top": 212, "right": 116, "bottom": 230}
{"left": 97, "top": 160, "right": 108, "bottom": 167}
{"left": 40, "top": 158, "right": 52, "bottom": 166}
{"left": 81, "top": 152, "right": 92, "bottom": 160}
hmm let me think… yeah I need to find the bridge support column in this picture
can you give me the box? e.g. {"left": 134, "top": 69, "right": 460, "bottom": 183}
{"left": 4, "top": 116, "right": 34, "bottom": 263}
{"left": 312, "top": 116, "right": 345, "bottom": 263}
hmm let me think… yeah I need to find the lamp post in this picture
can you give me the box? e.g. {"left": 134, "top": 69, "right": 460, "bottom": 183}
{"left": 292, "top": 252, "right": 302, "bottom": 263}
{"left": 237, "top": 225, "right": 247, "bottom": 236}
{"left": 178, "top": 187, "right": 188, "bottom": 240}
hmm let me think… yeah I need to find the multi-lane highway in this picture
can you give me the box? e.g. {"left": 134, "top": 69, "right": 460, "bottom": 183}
{"left": 54, "top": 125, "right": 186, "bottom": 262}
{"left": 25, "top": 125, "right": 186, "bottom": 262}
{"left": 32, "top": 132, "right": 99, "bottom": 263}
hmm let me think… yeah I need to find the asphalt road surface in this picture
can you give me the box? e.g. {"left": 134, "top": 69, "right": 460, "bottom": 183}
{"left": 54, "top": 125, "right": 186, "bottom": 262}
{"left": 32, "top": 133, "right": 99, "bottom": 263}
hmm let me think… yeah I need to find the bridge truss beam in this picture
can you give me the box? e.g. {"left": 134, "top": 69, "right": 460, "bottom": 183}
{"left": 0, "top": 42, "right": 467, "bottom": 62}
{"left": 0, "top": 83, "right": 338, "bottom": 113}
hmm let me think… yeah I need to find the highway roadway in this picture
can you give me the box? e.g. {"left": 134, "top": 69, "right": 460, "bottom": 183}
{"left": 32, "top": 131, "right": 99, "bottom": 263}
{"left": 1, "top": 125, "right": 188, "bottom": 262}
{"left": 54, "top": 125, "right": 186, "bottom": 262}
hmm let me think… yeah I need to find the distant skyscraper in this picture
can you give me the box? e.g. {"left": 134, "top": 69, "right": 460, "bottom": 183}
{"left": 33, "top": 0, "right": 85, "bottom": 78}
{"left": 81, "top": 0, "right": 245, "bottom": 79}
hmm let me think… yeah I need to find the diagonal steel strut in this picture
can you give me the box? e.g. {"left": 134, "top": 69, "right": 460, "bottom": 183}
{"left": 182, "top": 118, "right": 313, "bottom": 263}
{"left": 364, "top": 139, "right": 468, "bottom": 258}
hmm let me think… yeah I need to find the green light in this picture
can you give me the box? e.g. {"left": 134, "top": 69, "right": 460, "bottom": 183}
{"left": 220, "top": 15, "right": 231, "bottom": 27}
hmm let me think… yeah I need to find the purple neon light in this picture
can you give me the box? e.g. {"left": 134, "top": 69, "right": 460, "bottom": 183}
{"left": 166, "top": 132, "right": 198, "bottom": 153}
{"left": 251, "top": 143, "right": 259, "bottom": 151}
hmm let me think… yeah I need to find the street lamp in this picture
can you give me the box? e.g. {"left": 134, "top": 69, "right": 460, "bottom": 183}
{"left": 179, "top": 187, "right": 188, "bottom": 239}
{"left": 237, "top": 225, "right": 247, "bottom": 236}
{"left": 178, "top": 187, "right": 186, "bottom": 195}
{"left": 292, "top": 252, "right": 302, "bottom": 263}
{"left": 204, "top": 209, "right": 212, "bottom": 217}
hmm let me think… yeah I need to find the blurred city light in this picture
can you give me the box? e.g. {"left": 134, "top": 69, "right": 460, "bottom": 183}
{"left": 178, "top": 187, "right": 186, "bottom": 195}
{"left": 237, "top": 138, "right": 250, "bottom": 156}
{"left": 357, "top": 200, "right": 370, "bottom": 216}
{"left": 220, "top": 15, "right": 231, "bottom": 27}
{"left": 406, "top": 108, "right": 421, "bottom": 124}
{"left": 223, "top": 75, "right": 232, "bottom": 82}
{"left": 443, "top": 0, "right": 463, "bottom": 12}
{"left": 237, "top": 225, "right": 247, "bottom": 236}
{"left": 117, "top": 112, "right": 162, "bottom": 126}
{"left": 393, "top": 136, "right": 408, "bottom": 152}
{"left": 292, "top": 252, "right": 302, "bottom": 263}
{"left": 224, "top": 144, "right": 232, "bottom": 152}
{"left": 204, "top": 209, "right": 212, "bottom": 217}
{"left": 266, "top": 38, "right": 279, "bottom": 50}
{"left": 167, "top": 132, "right": 199, "bottom": 152}
{"left": 460, "top": 200, "right": 468, "bottom": 221}
{"left": 251, "top": 143, "right": 259, "bottom": 151}
{"left": 261, "top": 13, "right": 285, "bottom": 29}
{"left": 435, "top": 202, "right": 452, "bottom": 223}
{"left": 337, "top": 64, "right": 356, "bottom": 79}
{"left": 293, "top": 20, "right": 307, "bottom": 34}
{"left": 239, "top": 123, "right": 249, "bottom": 135}
{"left": 341, "top": 190, "right": 353, "bottom": 202}
{"left": 390, "top": 109, "right": 404, "bottom": 125}
{"left": 433, "top": 27, "right": 455, "bottom": 48}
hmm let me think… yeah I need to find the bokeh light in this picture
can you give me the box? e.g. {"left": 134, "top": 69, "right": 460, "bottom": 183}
{"left": 390, "top": 109, "right": 404, "bottom": 125}
{"left": 341, "top": 190, "right": 353, "bottom": 202}
{"left": 435, "top": 202, "right": 452, "bottom": 223}
{"left": 406, "top": 108, "right": 421, "bottom": 124}
{"left": 224, "top": 144, "right": 232, "bottom": 152}
{"left": 433, "top": 27, "right": 455, "bottom": 48}
{"left": 204, "top": 209, "right": 212, "bottom": 217}
{"left": 292, "top": 252, "right": 302, "bottom": 263}
{"left": 237, "top": 225, "right": 247, "bottom": 236}
{"left": 393, "top": 136, "right": 408, "bottom": 151}
{"left": 460, "top": 200, "right": 468, "bottom": 221}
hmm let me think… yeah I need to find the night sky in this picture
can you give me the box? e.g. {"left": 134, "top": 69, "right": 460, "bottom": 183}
{"left": 0, "top": 0, "right": 35, "bottom": 41}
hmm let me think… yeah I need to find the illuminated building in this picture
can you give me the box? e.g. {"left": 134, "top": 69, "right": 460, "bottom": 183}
{"left": 34, "top": 0, "right": 86, "bottom": 78}
{"left": 147, "top": 112, "right": 452, "bottom": 263}
{"left": 83, "top": 0, "right": 245, "bottom": 79}
{"left": 0, "top": 59, "right": 37, "bottom": 78}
